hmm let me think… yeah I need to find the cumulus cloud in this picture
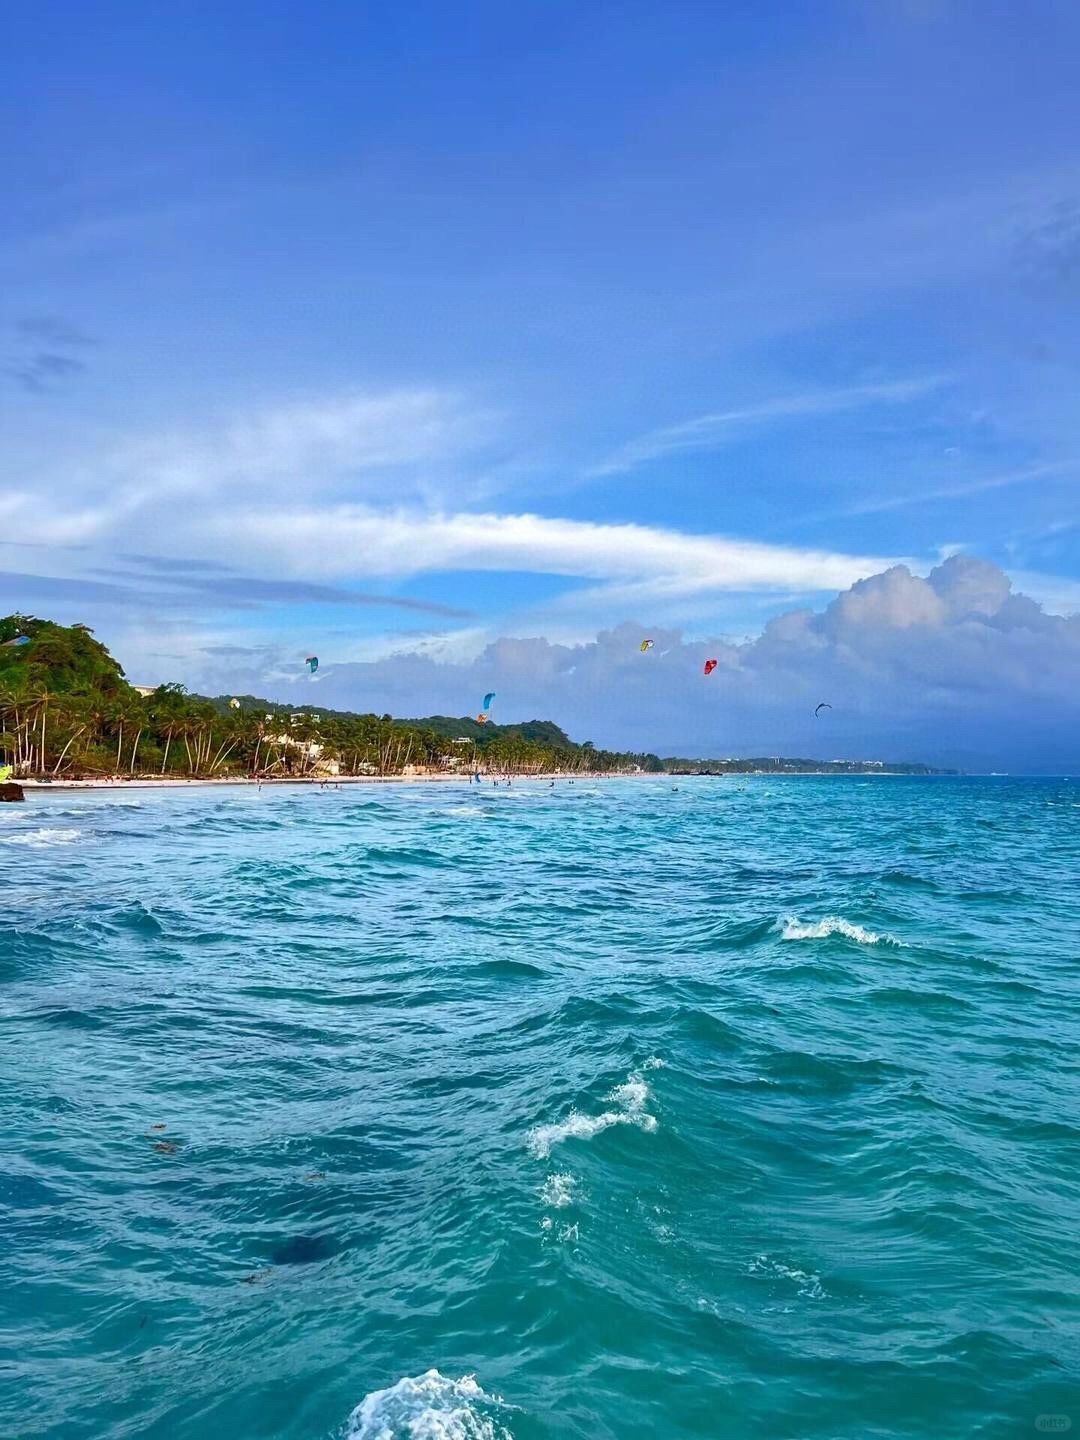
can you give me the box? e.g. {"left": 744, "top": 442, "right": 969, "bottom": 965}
{"left": 186, "top": 556, "right": 1079, "bottom": 772}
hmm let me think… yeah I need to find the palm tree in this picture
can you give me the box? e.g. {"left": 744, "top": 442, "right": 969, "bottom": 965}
{"left": 147, "top": 683, "right": 187, "bottom": 774}
{"left": 126, "top": 695, "right": 147, "bottom": 774}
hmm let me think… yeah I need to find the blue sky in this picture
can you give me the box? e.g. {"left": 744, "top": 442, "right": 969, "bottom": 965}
{"left": 3, "top": 2, "right": 1080, "bottom": 763}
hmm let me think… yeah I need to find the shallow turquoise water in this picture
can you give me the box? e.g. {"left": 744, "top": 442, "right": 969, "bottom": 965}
{"left": 2, "top": 776, "right": 1079, "bottom": 1439}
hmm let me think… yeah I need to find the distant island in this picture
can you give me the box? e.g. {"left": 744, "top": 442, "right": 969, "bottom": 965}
{"left": 665, "top": 756, "right": 953, "bottom": 776}
{"left": 0, "top": 615, "right": 952, "bottom": 781}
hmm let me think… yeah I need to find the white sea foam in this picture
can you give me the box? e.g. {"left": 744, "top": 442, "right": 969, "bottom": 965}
{"left": 777, "top": 914, "right": 904, "bottom": 946}
{"left": 528, "top": 1070, "right": 658, "bottom": 1158}
{"left": 2, "top": 827, "right": 81, "bottom": 848}
{"left": 345, "top": 1370, "right": 512, "bottom": 1440}
{"left": 539, "top": 1216, "right": 580, "bottom": 1244}
{"left": 748, "top": 1254, "right": 826, "bottom": 1299}
{"left": 539, "top": 1172, "right": 575, "bottom": 1208}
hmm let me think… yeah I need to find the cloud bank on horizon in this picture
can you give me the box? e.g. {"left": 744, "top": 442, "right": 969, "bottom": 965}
{"left": 165, "top": 555, "right": 1073, "bottom": 774}
{"left": 3, "top": 2, "right": 1080, "bottom": 769}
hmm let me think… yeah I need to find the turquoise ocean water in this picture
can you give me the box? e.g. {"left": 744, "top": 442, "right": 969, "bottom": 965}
{"left": 2, "top": 776, "right": 1078, "bottom": 1439}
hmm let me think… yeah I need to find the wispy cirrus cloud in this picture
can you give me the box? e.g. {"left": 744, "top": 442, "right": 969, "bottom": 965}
{"left": 3, "top": 386, "right": 900, "bottom": 614}
{"left": 2, "top": 314, "right": 95, "bottom": 393}
{"left": 845, "top": 459, "right": 1078, "bottom": 515}
{"left": 2, "top": 386, "right": 500, "bottom": 545}
{"left": 119, "top": 552, "right": 236, "bottom": 574}
{"left": 216, "top": 506, "right": 897, "bottom": 598}
{"left": 7, "top": 563, "right": 474, "bottom": 620}
{"left": 587, "top": 376, "right": 950, "bottom": 477}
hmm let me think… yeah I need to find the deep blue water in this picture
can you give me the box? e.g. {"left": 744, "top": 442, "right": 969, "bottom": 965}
{"left": 2, "top": 776, "right": 1079, "bottom": 1439}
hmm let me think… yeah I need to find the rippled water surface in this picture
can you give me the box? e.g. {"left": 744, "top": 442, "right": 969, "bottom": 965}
{"left": 3, "top": 776, "right": 1079, "bottom": 1439}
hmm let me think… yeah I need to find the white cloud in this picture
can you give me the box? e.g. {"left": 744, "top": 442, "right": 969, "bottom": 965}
{"left": 846, "top": 459, "right": 1076, "bottom": 516}
{"left": 214, "top": 506, "right": 897, "bottom": 594}
{"left": 172, "top": 555, "right": 1080, "bottom": 772}
{"left": 2, "top": 383, "right": 902, "bottom": 615}
{"left": 588, "top": 377, "right": 948, "bottom": 477}
{"left": 3, "top": 385, "right": 497, "bottom": 546}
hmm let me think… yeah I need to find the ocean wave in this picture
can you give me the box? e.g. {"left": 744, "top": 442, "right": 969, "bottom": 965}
{"left": 540, "top": 1172, "right": 576, "bottom": 1208}
{"left": 776, "top": 914, "right": 904, "bottom": 946}
{"left": 345, "top": 1370, "right": 512, "bottom": 1440}
{"left": 2, "top": 827, "right": 81, "bottom": 848}
{"left": 748, "top": 1254, "right": 826, "bottom": 1299}
{"left": 540, "top": 1217, "right": 580, "bottom": 1243}
{"left": 528, "top": 1070, "right": 658, "bottom": 1158}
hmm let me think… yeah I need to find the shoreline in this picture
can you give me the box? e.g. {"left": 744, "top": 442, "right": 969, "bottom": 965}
{"left": 9, "top": 769, "right": 971, "bottom": 792}
{"left": 17, "top": 770, "right": 644, "bottom": 791}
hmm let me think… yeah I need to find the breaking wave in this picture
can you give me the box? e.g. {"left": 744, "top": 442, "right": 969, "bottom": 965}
{"left": 776, "top": 914, "right": 904, "bottom": 946}
{"left": 2, "top": 827, "right": 81, "bottom": 848}
{"left": 528, "top": 1070, "right": 658, "bottom": 1158}
{"left": 344, "top": 1370, "right": 513, "bottom": 1440}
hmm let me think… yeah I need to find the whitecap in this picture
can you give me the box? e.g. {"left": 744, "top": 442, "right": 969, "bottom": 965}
{"left": 2, "top": 827, "right": 81, "bottom": 848}
{"left": 748, "top": 1254, "right": 826, "bottom": 1299}
{"left": 539, "top": 1172, "right": 575, "bottom": 1208}
{"left": 776, "top": 914, "right": 904, "bottom": 946}
{"left": 528, "top": 1070, "right": 658, "bottom": 1158}
{"left": 345, "top": 1369, "right": 512, "bottom": 1440}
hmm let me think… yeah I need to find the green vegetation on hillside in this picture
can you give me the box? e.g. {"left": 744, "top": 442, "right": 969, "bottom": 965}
{"left": 663, "top": 756, "right": 954, "bottom": 776}
{"left": 0, "top": 615, "right": 662, "bottom": 778}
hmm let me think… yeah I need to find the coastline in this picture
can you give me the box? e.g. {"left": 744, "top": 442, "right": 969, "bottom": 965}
{"left": 11, "top": 769, "right": 961, "bottom": 792}
{"left": 17, "top": 770, "right": 643, "bottom": 791}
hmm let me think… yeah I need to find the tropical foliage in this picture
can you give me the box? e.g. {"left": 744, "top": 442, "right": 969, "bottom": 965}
{"left": 0, "top": 615, "right": 664, "bottom": 779}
